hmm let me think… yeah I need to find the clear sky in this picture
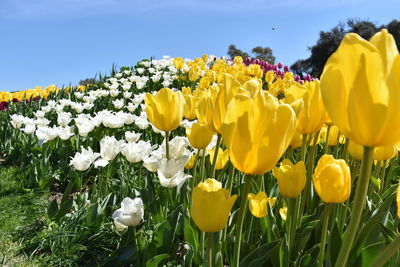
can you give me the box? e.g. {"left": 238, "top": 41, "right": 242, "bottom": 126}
{"left": 0, "top": 0, "right": 399, "bottom": 92}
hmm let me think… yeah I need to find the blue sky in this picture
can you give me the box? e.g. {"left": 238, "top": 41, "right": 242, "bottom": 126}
{"left": 0, "top": 0, "right": 399, "bottom": 92}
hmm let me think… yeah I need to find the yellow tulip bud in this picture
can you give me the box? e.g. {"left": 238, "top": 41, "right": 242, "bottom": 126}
{"left": 313, "top": 154, "right": 351, "bottom": 203}
{"left": 290, "top": 131, "right": 303, "bottom": 149}
{"left": 374, "top": 145, "right": 398, "bottom": 161}
{"left": 320, "top": 125, "right": 344, "bottom": 146}
{"left": 222, "top": 91, "right": 296, "bottom": 174}
{"left": 279, "top": 207, "right": 288, "bottom": 220}
{"left": 201, "top": 54, "right": 209, "bottom": 63}
{"left": 208, "top": 147, "right": 229, "bottom": 170}
{"left": 321, "top": 29, "right": 400, "bottom": 147}
{"left": 348, "top": 140, "right": 364, "bottom": 160}
{"left": 265, "top": 71, "right": 276, "bottom": 84}
{"left": 272, "top": 159, "right": 306, "bottom": 198}
{"left": 191, "top": 178, "right": 237, "bottom": 232}
{"left": 248, "top": 192, "right": 276, "bottom": 218}
{"left": 174, "top": 57, "right": 185, "bottom": 70}
{"left": 233, "top": 56, "right": 243, "bottom": 65}
{"left": 186, "top": 123, "right": 214, "bottom": 149}
{"left": 145, "top": 88, "right": 185, "bottom": 132}
{"left": 185, "top": 154, "right": 196, "bottom": 169}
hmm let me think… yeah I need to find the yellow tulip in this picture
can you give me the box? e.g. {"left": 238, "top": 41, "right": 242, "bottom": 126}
{"left": 290, "top": 131, "right": 303, "bottom": 149}
{"left": 265, "top": 70, "right": 276, "bottom": 84}
{"left": 272, "top": 159, "right": 306, "bottom": 198}
{"left": 279, "top": 207, "right": 288, "bottom": 220}
{"left": 174, "top": 57, "right": 184, "bottom": 70}
{"left": 313, "top": 154, "right": 351, "bottom": 203}
{"left": 213, "top": 73, "right": 242, "bottom": 134}
{"left": 196, "top": 87, "right": 219, "bottom": 133}
{"left": 191, "top": 178, "right": 237, "bottom": 232}
{"left": 222, "top": 90, "right": 296, "bottom": 174}
{"left": 287, "top": 80, "right": 326, "bottom": 135}
{"left": 208, "top": 147, "right": 229, "bottom": 170}
{"left": 320, "top": 29, "right": 400, "bottom": 147}
{"left": 348, "top": 140, "right": 364, "bottom": 160}
{"left": 320, "top": 125, "right": 345, "bottom": 146}
{"left": 185, "top": 154, "right": 196, "bottom": 169}
{"left": 145, "top": 88, "right": 185, "bottom": 132}
{"left": 186, "top": 123, "right": 214, "bottom": 149}
{"left": 248, "top": 192, "right": 276, "bottom": 218}
{"left": 374, "top": 145, "right": 398, "bottom": 161}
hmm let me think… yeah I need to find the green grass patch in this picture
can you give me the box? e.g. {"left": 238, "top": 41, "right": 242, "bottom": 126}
{"left": 0, "top": 167, "right": 48, "bottom": 266}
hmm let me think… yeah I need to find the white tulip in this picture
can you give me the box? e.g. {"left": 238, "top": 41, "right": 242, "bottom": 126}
{"left": 112, "top": 197, "right": 144, "bottom": 227}
{"left": 121, "top": 140, "right": 153, "bottom": 163}
{"left": 100, "top": 136, "right": 120, "bottom": 161}
{"left": 157, "top": 157, "right": 192, "bottom": 187}
{"left": 69, "top": 147, "right": 100, "bottom": 171}
{"left": 125, "top": 131, "right": 141, "bottom": 143}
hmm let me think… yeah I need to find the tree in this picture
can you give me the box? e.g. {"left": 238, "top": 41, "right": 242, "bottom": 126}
{"left": 291, "top": 19, "right": 400, "bottom": 78}
{"left": 79, "top": 78, "right": 96, "bottom": 86}
{"left": 252, "top": 46, "right": 275, "bottom": 63}
{"left": 227, "top": 45, "right": 275, "bottom": 64}
{"left": 227, "top": 45, "right": 249, "bottom": 59}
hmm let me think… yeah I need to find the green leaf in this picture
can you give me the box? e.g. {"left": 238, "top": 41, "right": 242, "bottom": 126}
{"left": 328, "top": 222, "right": 342, "bottom": 266}
{"left": 239, "top": 240, "right": 280, "bottom": 267}
{"left": 56, "top": 198, "right": 73, "bottom": 220}
{"left": 47, "top": 199, "right": 59, "bottom": 219}
{"left": 146, "top": 254, "right": 170, "bottom": 267}
{"left": 154, "top": 207, "right": 182, "bottom": 253}
{"left": 184, "top": 216, "right": 199, "bottom": 251}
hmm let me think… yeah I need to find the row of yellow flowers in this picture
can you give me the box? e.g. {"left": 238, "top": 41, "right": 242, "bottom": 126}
{"left": 0, "top": 85, "right": 86, "bottom": 102}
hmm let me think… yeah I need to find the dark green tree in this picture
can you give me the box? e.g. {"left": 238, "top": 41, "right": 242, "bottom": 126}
{"left": 291, "top": 19, "right": 400, "bottom": 78}
{"left": 227, "top": 45, "right": 275, "bottom": 64}
{"left": 227, "top": 45, "right": 249, "bottom": 59}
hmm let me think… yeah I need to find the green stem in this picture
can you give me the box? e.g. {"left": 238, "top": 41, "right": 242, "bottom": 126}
{"left": 232, "top": 175, "right": 252, "bottom": 267}
{"left": 165, "top": 131, "right": 170, "bottom": 160}
{"left": 335, "top": 146, "right": 374, "bottom": 267}
{"left": 208, "top": 232, "right": 213, "bottom": 267}
{"left": 324, "top": 125, "right": 331, "bottom": 154}
{"left": 199, "top": 149, "right": 206, "bottom": 181}
{"left": 318, "top": 203, "right": 333, "bottom": 267}
{"left": 133, "top": 227, "right": 141, "bottom": 267}
{"left": 379, "top": 160, "right": 388, "bottom": 195}
{"left": 370, "top": 234, "right": 400, "bottom": 267}
{"left": 287, "top": 198, "right": 297, "bottom": 259}
{"left": 210, "top": 134, "right": 222, "bottom": 178}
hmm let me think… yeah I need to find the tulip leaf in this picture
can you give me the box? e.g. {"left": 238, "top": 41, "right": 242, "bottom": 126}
{"left": 146, "top": 254, "right": 170, "bottom": 267}
{"left": 183, "top": 217, "right": 199, "bottom": 252}
{"left": 354, "top": 241, "right": 385, "bottom": 266}
{"left": 47, "top": 199, "right": 59, "bottom": 219}
{"left": 293, "top": 220, "right": 319, "bottom": 257}
{"left": 154, "top": 207, "right": 181, "bottom": 253}
{"left": 328, "top": 222, "right": 342, "bottom": 266}
{"left": 297, "top": 244, "right": 319, "bottom": 267}
{"left": 239, "top": 240, "right": 280, "bottom": 267}
{"left": 56, "top": 198, "right": 73, "bottom": 220}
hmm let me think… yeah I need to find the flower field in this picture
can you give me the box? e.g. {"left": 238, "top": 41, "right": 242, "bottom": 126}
{"left": 1, "top": 29, "right": 400, "bottom": 266}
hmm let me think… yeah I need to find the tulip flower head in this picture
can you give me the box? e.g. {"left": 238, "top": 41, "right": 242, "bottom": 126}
{"left": 320, "top": 29, "right": 400, "bottom": 147}
{"left": 222, "top": 91, "right": 296, "bottom": 174}
{"left": 145, "top": 88, "right": 185, "bottom": 132}
{"left": 186, "top": 123, "right": 214, "bottom": 149}
{"left": 313, "top": 155, "right": 351, "bottom": 203}
{"left": 112, "top": 197, "right": 144, "bottom": 227}
{"left": 208, "top": 147, "right": 229, "bottom": 170}
{"left": 272, "top": 159, "right": 307, "bottom": 198}
{"left": 191, "top": 178, "right": 237, "bottom": 232}
{"left": 248, "top": 192, "right": 276, "bottom": 218}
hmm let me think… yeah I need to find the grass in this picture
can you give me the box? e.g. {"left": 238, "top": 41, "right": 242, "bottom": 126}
{"left": 0, "top": 166, "right": 48, "bottom": 266}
